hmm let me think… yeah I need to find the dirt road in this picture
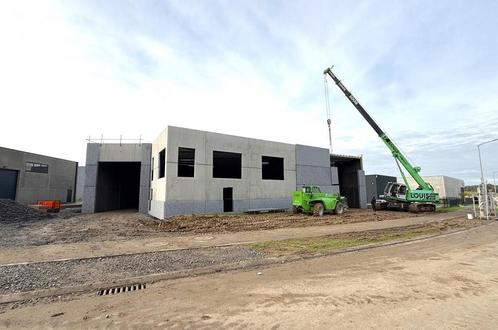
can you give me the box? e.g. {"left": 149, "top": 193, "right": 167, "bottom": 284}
{"left": 2, "top": 222, "right": 497, "bottom": 328}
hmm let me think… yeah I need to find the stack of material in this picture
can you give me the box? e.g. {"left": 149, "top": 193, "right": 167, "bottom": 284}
{"left": 0, "top": 199, "right": 53, "bottom": 223}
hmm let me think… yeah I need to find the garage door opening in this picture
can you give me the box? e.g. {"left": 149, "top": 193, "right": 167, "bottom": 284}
{"left": 331, "top": 155, "right": 362, "bottom": 208}
{"left": 95, "top": 162, "right": 141, "bottom": 212}
{"left": 0, "top": 169, "right": 18, "bottom": 200}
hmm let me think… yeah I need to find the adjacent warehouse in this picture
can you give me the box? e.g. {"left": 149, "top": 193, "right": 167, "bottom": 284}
{"left": 398, "top": 175, "right": 464, "bottom": 206}
{"left": 0, "top": 147, "right": 78, "bottom": 205}
{"left": 82, "top": 126, "right": 367, "bottom": 219}
{"left": 366, "top": 174, "right": 397, "bottom": 201}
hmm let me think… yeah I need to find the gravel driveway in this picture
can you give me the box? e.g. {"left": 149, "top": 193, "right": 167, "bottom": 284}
{"left": 0, "top": 246, "right": 263, "bottom": 294}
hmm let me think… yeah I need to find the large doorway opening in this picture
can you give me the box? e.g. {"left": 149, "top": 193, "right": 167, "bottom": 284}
{"left": 95, "top": 162, "right": 141, "bottom": 212}
{"left": 331, "top": 155, "right": 362, "bottom": 208}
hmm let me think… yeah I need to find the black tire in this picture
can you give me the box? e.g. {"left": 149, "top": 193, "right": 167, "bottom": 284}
{"left": 334, "top": 203, "right": 344, "bottom": 215}
{"left": 292, "top": 206, "right": 299, "bottom": 214}
{"left": 313, "top": 203, "right": 324, "bottom": 216}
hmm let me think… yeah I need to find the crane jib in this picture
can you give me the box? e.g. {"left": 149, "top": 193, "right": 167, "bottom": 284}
{"left": 324, "top": 69, "right": 384, "bottom": 137}
{"left": 323, "top": 67, "right": 437, "bottom": 197}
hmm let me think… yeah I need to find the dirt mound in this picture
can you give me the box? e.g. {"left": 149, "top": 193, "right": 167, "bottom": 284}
{"left": 0, "top": 199, "right": 53, "bottom": 223}
{"left": 139, "top": 209, "right": 423, "bottom": 234}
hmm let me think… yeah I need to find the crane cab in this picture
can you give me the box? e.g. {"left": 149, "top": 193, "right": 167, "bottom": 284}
{"left": 383, "top": 182, "right": 407, "bottom": 200}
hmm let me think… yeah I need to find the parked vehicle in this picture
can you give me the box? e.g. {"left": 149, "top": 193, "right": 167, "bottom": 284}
{"left": 292, "top": 185, "right": 345, "bottom": 216}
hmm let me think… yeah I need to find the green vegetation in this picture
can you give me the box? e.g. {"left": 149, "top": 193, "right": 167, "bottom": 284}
{"left": 464, "top": 184, "right": 497, "bottom": 193}
{"left": 436, "top": 205, "right": 470, "bottom": 213}
{"left": 250, "top": 227, "right": 440, "bottom": 255}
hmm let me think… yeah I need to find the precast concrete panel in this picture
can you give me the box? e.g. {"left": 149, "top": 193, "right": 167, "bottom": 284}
{"left": 82, "top": 143, "right": 151, "bottom": 214}
{"left": 295, "top": 145, "right": 333, "bottom": 190}
{"left": 357, "top": 170, "right": 367, "bottom": 208}
{"left": 154, "top": 126, "right": 297, "bottom": 218}
{"left": 0, "top": 147, "right": 77, "bottom": 205}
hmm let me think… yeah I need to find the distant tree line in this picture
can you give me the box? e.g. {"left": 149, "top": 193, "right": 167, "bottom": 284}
{"left": 464, "top": 184, "right": 497, "bottom": 193}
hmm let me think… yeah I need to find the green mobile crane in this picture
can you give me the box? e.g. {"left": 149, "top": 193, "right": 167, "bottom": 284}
{"left": 323, "top": 67, "right": 439, "bottom": 212}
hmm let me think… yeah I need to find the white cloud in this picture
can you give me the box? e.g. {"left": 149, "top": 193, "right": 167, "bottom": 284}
{"left": 0, "top": 0, "right": 496, "bottom": 185}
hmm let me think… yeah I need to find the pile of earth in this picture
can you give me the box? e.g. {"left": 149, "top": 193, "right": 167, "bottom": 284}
{"left": 0, "top": 199, "right": 53, "bottom": 223}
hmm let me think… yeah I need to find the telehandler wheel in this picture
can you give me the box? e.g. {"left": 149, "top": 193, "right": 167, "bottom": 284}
{"left": 313, "top": 203, "right": 324, "bottom": 216}
{"left": 334, "top": 203, "right": 344, "bottom": 215}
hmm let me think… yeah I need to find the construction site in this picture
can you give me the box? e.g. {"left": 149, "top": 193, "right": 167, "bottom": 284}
{"left": 1, "top": 2, "right": 498, "bottom": 328}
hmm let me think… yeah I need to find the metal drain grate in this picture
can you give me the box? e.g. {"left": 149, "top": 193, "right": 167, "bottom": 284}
{"left": 98, "top": 283, "right": 146, "bottom": 296}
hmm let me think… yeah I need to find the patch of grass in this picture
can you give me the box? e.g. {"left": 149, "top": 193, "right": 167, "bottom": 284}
{"left": 250, "top": 227, "right": 440, "bottom": 255}
{"left": 436, "top": 205, "right": 469, "bottom": 213}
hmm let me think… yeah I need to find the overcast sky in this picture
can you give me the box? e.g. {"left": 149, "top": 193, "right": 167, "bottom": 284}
{"left": 1, "top": 0, "right": 497, "bottom": 184}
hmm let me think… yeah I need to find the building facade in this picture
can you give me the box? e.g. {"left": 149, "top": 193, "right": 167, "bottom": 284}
{"left": 0, "top": 147, "right": 78, "bottom": 204}
{"left": 82, "top": 126, "right": 367, "bottom": 219}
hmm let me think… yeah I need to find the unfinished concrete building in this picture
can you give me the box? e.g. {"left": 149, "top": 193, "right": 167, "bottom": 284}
{"left": 0, "top": 146, "right": 78, "bottom": 204}
{"left": 81, "top": 143, "right": 151, "bottom": 214}
{"left": 82, "top": 126, "right": 367, "bottom": 219}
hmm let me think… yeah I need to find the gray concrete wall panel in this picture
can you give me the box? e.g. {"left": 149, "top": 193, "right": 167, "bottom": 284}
{"left": 161, "top": 197, "right": 292, "bottom": 218}
{"left": 164, "top": 200, "right": 207, "bottom": 217}
{"left": 331, "top": 166, "right": 339, "bottom": 185}
{"left": 149, "top": 200, "right": 165, "bottom": 219}
{"left": 205, "top": 200, "right": 223, "bottom": 214}
{"left": 357, "top": 170, "right": 367, "bottom": 209}
{"left": 82, "top": 186, "right": 96, "bottom": 213}
{"left": 85, "top": 144, "right": 99, "bottom": 165}
{"left": 0, "top": 147, "right": 77, "bottom": 205}
{"left": 82, "top": 143, "right": 151, "bottom": 214}
{"left": 75, "top": 166, "right": 85, "bottom": 202}
{"left": 295, "top": 144, "right": 329, "bottom": 167}
{"left": 296, "top": 165, "right": 333, "bottom": 187}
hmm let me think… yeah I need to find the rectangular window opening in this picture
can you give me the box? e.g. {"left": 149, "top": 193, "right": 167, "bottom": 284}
{"left": 178, "top": 147, "right": 195, "bottom": 177}
{"left": 213, "top": 151, "right": 241, "bottom": 179}
{"left": 159, "top": 149, "right": 165, "bottom": 178}
{"left": 25, "top": 161, "right": 49, "bottom": 174}
{"left": 262, "top": 156, "right": 284, "bottom": 180}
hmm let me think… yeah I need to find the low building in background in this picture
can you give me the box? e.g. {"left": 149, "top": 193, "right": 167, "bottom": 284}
{"left": 0, "top": 147, "right": 78, "bottom": 205}
{"left": 75, "top": 166, "right": 86, "bottom": 202}
{"left": 365, "top": 174, "right": 397, "bottom": 202}
{"left": 397, "top": 175, "right": 464, "bottom": 206}
{"left": 82, "top": 126, "right": 368, "bottom": 219}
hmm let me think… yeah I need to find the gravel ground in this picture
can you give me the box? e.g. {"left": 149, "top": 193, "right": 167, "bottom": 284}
{"left": 0, "top": 246, "right": 264, "bottom": 294}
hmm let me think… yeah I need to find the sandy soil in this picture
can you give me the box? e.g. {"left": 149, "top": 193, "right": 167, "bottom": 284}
{"left": 141, "top": 209, "right": 423, "bottom": 234}
{"left": 0, "top": 209, "right": 423, "bottom": 247}
{"left": 1, "top": 222, "right": 496, "bottom": 328}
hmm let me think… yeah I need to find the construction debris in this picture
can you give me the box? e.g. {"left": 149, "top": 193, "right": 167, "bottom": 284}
{"left": 0, "top": 199, "right": 53, "bottom": 223}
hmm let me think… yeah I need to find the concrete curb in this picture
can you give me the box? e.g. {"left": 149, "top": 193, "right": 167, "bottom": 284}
{"left": 0, "top": 222, "right": 492, "bottom": 306}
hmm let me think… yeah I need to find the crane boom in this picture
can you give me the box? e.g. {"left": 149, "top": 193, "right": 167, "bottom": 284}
{"left": 323, "top": 67, "right": 431, "bottom": 191}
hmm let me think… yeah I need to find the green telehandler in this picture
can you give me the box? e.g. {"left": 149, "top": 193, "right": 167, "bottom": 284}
{"left": 323, "top": 67, "right": 439, "bottom": 212}
{"left": 292, "top": 185, "right": 346, "bottom": 216}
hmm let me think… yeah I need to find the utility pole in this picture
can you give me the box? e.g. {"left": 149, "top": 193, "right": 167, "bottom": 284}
{"left": 494, "top": 171, "right": 497, "bottom": 195}
{"left": 477, "top": 138, "right": 498, "bottom": 220}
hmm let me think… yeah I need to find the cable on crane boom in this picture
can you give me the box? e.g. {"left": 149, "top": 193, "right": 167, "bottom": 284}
{"left": 323, "top": 73, "right": 333, "bottom": 154}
